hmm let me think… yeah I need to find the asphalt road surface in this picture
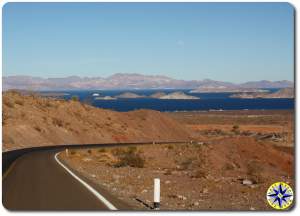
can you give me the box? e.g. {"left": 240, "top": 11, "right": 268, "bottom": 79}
{"left": 2, "top": 149, "right": 130, "bottom": 210}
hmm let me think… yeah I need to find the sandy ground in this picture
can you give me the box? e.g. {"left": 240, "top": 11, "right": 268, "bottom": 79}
{"left": 61, "top": 139, "right": 293, "bottom": 210}
{"left": 168, "top": 110, "right": 294, "bottom": 147}
{"left": 61, "top": 110, "right": 294, "bottom": 210}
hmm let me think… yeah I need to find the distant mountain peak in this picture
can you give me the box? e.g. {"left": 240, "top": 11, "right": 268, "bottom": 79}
{"left": 2, "top": 73, "right": 294, "bottom": 91}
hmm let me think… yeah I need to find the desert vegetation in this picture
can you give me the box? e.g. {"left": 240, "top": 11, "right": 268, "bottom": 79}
{"left": 168, "top": 110, "right": 294, "bottom": 146}
{"left": 61, "top": 137, "right": 293, "bottom": 210}
{"left": 112, "top": 147, "right": 145, "bottom": 168}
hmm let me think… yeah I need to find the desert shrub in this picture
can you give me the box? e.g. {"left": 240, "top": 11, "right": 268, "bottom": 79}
{"left": 3, "top": 99, "right": 14, "bottom": 108}
{"left": 112, "top": 146, "right": 137, "bottom": 155}
{"left": 246, "top": 160, "right": 264, "bottom": 183}
{"left": 232, "top": 125, "right": 240, "bottom": 132}
{"left": 111, "top": 148, "right": 124, "bottom": 156}
{"left": 113, "top": 147, "right": 145, "bottom": 168}
{"left": 87, "top": 149, "right": 92, "bottom": 154}
{"left": 71, "top": 95, "right": 79, "bottom": 101}
{"left": 2, "top": 113, "right": 8, "bottom": 125}
{"left": 241, "top": 130, "right": 253, "bottom": 136}
{"left": 45, "top": 101, "right": 52, "bottom": 107}
{"left": 21, "top": 112, "right": 26, "bottom": 118}
{"left": 97, "top": 154, "right": 110, "bottom": 163}
{"left": 70, "top": 150, "right": 77, "bottom": 155}
{"left": 34, "top": 125, "right": 42, "bottom": 132}
{"left": 167, "top": 145, "right": 174, "bottom": 150}
{"left": 105, "top": 122, "right": 112, "bottom": 127}
{"left": 232, "top": 125, "right": 239, "bottom": 130}
{"left": 214, "top": 129, "right": 222, "bottom": 134}
{"left": 52, "top": 118, "right": 63, "bottom": 127}
{"left": 191, "top": 169, "right": 208, "bottom": 179}
{"left": 231, "top": 125, "right": 240, "bottom": 135}
{"left": 127, "top": 146, "right": 137, "bottom": 153}
{"left": 192, "top": 142, "right": 203, "bottom": 148}
{"left": 115, "top": 153, "right": 144, "bottom": 168}
{"left": 178, "top": 158, "right": 194, "bottom": 170}
{"left": 222, "top": 162, "right": 235, "bottom": 171}
{"left": 164, "top": 169, "right": 173, "bottom": 175}
{"left": 65, "top": 122, "right": 71, "bottom": 127}
{"left": 98, "top": 148, "right": 106, "bottom": 153}
{"left": 15, "top": 99, "right": 24, "bottom": 106}
{"left": 202, "top": 129, "right": 226, "bottom": 136}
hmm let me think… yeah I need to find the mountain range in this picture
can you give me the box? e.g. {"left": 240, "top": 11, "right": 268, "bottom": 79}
{"left": 2, "top": 73, "right": 294, "bottom": 91}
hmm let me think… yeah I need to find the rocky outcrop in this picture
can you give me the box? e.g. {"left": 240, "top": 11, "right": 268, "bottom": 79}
{"left": 230, "top": 88, "right": 294, "bottom": 99}
{"left": 115, "top": 92, "right": 146, "bottom": 99}
{"left": 158, "top": 91, "right": 200, "bottom": 100}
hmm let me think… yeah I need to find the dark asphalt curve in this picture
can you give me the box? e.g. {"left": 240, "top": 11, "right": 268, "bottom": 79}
{"left": 2, "top": 150, "right": 130, "bottom": 210}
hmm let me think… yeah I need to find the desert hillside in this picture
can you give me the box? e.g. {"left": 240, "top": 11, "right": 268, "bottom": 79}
{"left": 2, "top": 91, "right": 191, "bottom": 151}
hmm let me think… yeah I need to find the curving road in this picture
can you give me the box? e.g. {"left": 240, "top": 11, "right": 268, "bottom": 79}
{"left": 2, "top": 149, "right": 130, "bottom": 210}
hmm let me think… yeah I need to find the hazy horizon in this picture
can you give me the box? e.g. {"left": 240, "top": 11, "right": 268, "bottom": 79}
{"left": 3, "top": 2, "right": 294, "bottom": 82}
{"left": 2, "top": 72, "right": 294, "bottom": 84}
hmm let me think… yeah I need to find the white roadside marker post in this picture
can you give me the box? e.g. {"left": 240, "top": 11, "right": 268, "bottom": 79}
{"left": 66, "top": 148, "right": 69, "bottom": 157}
{"left": 154, "top": 178, "right": 160, "bottom": 210}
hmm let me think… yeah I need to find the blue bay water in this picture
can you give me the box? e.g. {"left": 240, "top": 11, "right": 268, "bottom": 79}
{"left": 53, "top": 89, "right": 294, "bottom": 112}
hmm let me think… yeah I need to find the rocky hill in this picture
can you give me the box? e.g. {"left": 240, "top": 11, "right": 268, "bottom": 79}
{"left": 2, "top": 91, "right": 192, "bottom": 151}
{"left": 149, "top": 92, "right": 167, "bottom": 98}
{"left": 115, "top": 92, "right": 146, "bottom": 99}
{"left": 230, "top": 88, "right": 294, "bottom": 99}
{"left": 102, "top": 91, "right": 200, "bottom": 99}
{"left": 158, "top": 91, "right": 200, "bottom": 100}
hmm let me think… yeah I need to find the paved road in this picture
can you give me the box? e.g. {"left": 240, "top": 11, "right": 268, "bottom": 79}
{"left": 2, "top": 150, "right": 130, "bottom": 210}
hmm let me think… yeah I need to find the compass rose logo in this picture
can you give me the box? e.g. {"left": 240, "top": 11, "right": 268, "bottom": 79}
{"left": 266, "top": 182, "right": 293, "bottom": 210}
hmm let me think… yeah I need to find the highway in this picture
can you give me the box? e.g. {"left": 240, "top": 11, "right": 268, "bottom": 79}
{"left": 2, "top": 149, "right": 130, "bottom": 210}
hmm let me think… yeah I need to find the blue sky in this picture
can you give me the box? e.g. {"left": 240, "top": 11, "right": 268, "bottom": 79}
{"left": 2, "top": 2, "right": 294, "bottom": 83}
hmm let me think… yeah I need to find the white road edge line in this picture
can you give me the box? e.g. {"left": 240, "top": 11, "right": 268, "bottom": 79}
{"left": 54, "top": 152, "right": 118, "bottom": 210}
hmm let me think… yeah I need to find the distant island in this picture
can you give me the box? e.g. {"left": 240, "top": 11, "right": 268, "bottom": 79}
{"left": 190, "top": 86, "right": 269, "bottom": 93}
{"left": 115, "top": 92, "right": 147, "bottom": 99}
{"left": 95, "top": 91, "right": 200, "bottom": 100}
{"left": 152, "top": 91, "right": 200, "bottom": 100}
{"left": 230, "top": 88, "right": 294, "bottom": 99}
{"left": 149, "top": 92, "right": 167, "bottom": 98}
{"left": 94, "top": 96, "right": 116, "bottom": 100}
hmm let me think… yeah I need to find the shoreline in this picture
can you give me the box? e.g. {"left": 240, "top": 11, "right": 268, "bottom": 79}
{"left": 164, "top": 109, "right": 294, "bottom": 113}
{"left": 164, "top": 109, "right": 295, "bottom": 114}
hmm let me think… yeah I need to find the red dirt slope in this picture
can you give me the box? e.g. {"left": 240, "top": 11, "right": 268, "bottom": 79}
{"left": 2, "top": 91, "right": 191, "bottom": 151}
